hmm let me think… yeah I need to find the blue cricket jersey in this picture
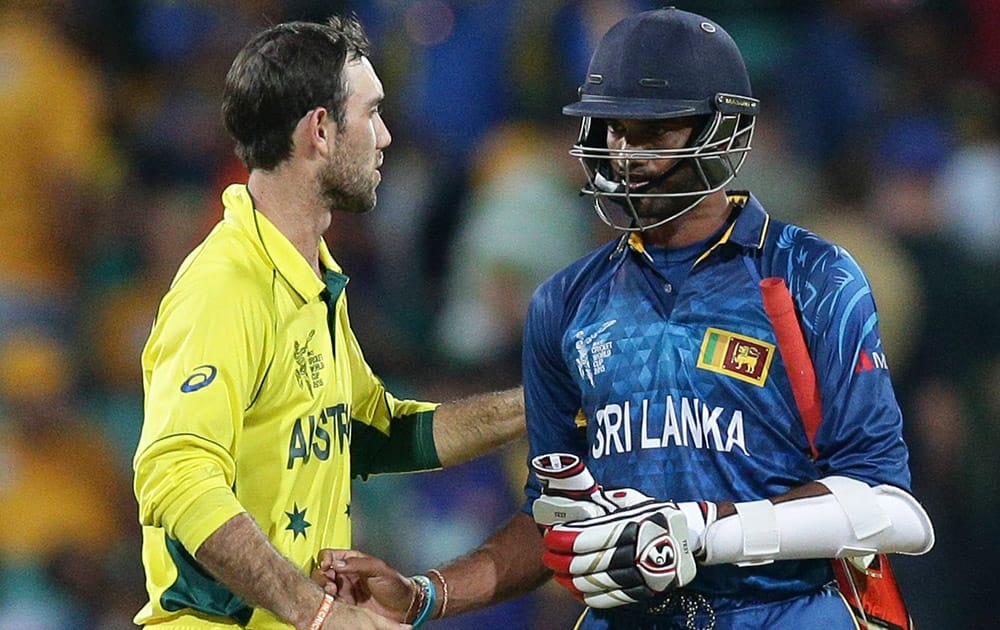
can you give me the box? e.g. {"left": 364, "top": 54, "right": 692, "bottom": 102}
{"left": 522, "top": 193, "right": 911, "bottom": 623}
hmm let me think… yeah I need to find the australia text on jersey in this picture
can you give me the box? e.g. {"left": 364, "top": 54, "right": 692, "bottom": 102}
{"left": 591, "top": 396, "right": 748, "bottom": 459}
{"left": 286, "top": 403, "right": 351, "bottom": 468}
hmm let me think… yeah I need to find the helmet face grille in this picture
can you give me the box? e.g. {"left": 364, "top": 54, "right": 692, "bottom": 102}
{"left": 571, "top": 111, "right": 756, "bottom": 232}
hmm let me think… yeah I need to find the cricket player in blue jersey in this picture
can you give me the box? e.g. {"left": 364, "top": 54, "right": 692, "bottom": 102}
{"left": 315, "top": 8, "right": 935, "bottom": 630}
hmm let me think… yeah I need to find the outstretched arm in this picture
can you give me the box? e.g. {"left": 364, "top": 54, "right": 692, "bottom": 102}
{"left": 319, "top": 511, "right": 549, "bottom": 621}
{"left": 427, "top": 510, "right": 549, "bottom": 616}
{"left": 351, "top": 387, "right": 524, "bottom": 478}
{"left": 432, "top": 387, "right": 525, "bottom": 467}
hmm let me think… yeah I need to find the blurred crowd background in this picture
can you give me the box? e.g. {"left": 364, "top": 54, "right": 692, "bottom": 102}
{"left": 0, "top": 0, "right": 997, "bottom": 627}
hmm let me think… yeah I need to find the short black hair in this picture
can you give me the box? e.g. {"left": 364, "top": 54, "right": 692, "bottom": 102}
{"left": 222, "top": 15, "right": 371, "bottom": 171}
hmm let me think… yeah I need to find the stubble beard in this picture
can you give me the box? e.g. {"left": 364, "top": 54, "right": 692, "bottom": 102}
{"left": 619, "top": 159, "right": 706, "bottom": 224}
{"left": 321, "top": 146, "right": 377, "bottom": 215}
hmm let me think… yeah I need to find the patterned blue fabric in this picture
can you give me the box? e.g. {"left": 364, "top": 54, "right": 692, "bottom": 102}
{"left": 576, "top": 584, "right": 856, "bottom": 629}
{"left": 522, "top": 193, "right": 911, "bottom": 620}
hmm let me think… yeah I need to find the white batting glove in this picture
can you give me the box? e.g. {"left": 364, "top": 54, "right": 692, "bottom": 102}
{"left": 530, "top": 453, "right": 651, "bottom": 526}
{"left": 541, "top": 501, "right": 698, "bottom": 608}
{"left": 530, "top": 453, "right": 717, "bottom": 554}
{"left": 676, "top": 500, "right": 718, "bottom": 559}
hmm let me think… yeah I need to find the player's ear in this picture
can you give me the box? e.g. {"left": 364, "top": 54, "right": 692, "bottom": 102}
{"left": 297, "top": 107, "right": 334, "bottom": 156}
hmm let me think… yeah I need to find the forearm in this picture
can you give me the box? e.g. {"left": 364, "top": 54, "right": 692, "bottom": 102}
{"left": 713, "top": 480, "right": 830, "bottom": 519}
{"left": 196, "top": 513, "right": 327, "bottom": 630}
{"left": 430, "top": 511, "right": 550, "bottom": 617}
{"left": 432, "top": 387, "right": 525, "bottom": 467}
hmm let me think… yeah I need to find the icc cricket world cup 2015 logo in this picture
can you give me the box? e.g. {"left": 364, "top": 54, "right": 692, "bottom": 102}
{"left": 294, "top": 330, "right": 325, "bottom": 396}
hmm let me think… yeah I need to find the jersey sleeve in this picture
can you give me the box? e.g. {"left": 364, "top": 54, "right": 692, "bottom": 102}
{"left": 521, "top": 278, "right": 589, "bottom": 513}
{"left": 339, "top": 296, "right": 440, "bottom": 477}
{"left": 790, "top": 234, "right": 912, "bottom": 491}
{"left": 133, "top": 271, "right": 271, "bottom": 552}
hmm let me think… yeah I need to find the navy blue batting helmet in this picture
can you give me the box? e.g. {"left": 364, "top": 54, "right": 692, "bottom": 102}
{"left": 564, "top": 8, "right": 759, "bottom": 231}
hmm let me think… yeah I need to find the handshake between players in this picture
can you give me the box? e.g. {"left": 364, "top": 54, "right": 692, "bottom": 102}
{"left": 310, "top": 451, "right": 933, "bottom": 624}
{"left": 308, "top": 451, "right": 716, "bottom": 623}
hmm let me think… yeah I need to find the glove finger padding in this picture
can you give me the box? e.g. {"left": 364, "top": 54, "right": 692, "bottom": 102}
{"left": 542, "top": 502, "right": 698, "bottom": 607}
{"left": 551, "top": 570, "right": 652, "bottom": 607}
{"left": 530, "top": 453, "right": 653, "bottom": 527}
{"left": 543, "top": 541, "right": 635, "bottom": 576}
{"left": 532, "top": 494, "right": 610, "bottom": 527}
{"left": 544, "top": 502, "right": 671, "bottom": 553}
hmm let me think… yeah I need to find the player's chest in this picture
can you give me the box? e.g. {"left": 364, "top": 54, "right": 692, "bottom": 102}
{"left": 254, "top": 299, "right": 350, "bottom": 420}
{"left": 561, "top": 258, "right": 781, "bottom": 395}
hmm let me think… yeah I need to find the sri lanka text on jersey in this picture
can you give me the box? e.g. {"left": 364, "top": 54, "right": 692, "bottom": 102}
{"left": 591, "top": 396, "right": 748, "bottom": 459}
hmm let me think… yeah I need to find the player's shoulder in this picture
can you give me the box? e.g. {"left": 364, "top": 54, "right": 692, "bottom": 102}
{"left": 531, "top": 239, "right": 620, "bottom": 310}
{"left": 767, "top": 217, "right": 836, "bottom": 253}
{"left": 166, "top": 221, "right": 274, "bottom": 304}
{"left": 758, "top": 217, "right": 878, "bottom": 324}
{"left": 764, "top": 218, "right": 866, "bottom": 278}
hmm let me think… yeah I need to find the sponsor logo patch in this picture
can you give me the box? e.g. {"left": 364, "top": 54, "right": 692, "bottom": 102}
{"left": 180, "top": 365, "right": 217, "bottom": 392}
{"left": 697, "top": 327, "right": 774, "bottom": 387}
{"left": 855, "top": 350, "right": 889, "bottom": 373}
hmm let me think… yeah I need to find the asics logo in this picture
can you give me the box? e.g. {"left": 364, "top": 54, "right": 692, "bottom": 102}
{"left": 181, "top": 365, "right": 217, "bottom": 392}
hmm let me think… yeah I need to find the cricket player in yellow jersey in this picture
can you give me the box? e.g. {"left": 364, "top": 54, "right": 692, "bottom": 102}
{"left": 133, "top": 15, "right": 523, "bottom": 630}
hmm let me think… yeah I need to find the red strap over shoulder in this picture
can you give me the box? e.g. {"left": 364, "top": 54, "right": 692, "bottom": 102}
{"left": 759, "top": 277, "right": 821, "bottom": 458}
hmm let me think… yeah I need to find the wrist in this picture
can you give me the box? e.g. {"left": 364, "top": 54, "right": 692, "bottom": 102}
{"left": 409, "top": 574, "right": 437, "bottom": 628}
{"left": 427, "top": 568, "right": 449, "bottom": 619}
{"left": 403, "top": 577, "right": 422, "bottom": 624}
{"left": 304, "top": 593, "right": 335, "bottom": 630}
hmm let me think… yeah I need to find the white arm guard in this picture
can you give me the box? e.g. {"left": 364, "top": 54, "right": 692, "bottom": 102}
{"left": 702, "top": 476, "right": 935, "bottom": 566}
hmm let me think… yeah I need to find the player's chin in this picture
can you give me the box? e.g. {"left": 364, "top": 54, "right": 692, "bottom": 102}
{"left": 629, "top": 200, "right": 686, "bottom": 226}
{"left": 336, "top": 189, "right": 377, "bottom": 215}
{"left": 359, "top": 192, "right": 377, "bottom": 214}
{"left": 625, "top": 196, "right": 664, "bottom": 217}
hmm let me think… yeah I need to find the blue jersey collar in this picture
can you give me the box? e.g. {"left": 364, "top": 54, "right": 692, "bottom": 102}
{"left": 619, "top": 191, "right": 771, "bottom": 264}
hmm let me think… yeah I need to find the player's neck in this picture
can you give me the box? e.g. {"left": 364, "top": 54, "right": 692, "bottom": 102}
{"left": 640, "top": 193, "right": 733, "bottom": 249}
{"left": 247, "top": 169, "right": 329, "bottom": 278}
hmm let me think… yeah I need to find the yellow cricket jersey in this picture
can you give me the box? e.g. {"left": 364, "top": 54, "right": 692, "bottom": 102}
{"left": 133, "top": 184, "right": 439, "bottom": 628}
